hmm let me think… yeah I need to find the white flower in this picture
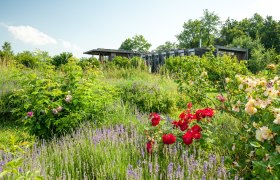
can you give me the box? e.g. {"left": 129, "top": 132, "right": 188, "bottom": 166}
{"left": 239, "top": 84, "right": 243, "bottom": 90}
{"left": 225, "top": 78, "right": 230, "bottom": 83}
{"left": 273, "top": 114, "right": 280, "bottom": 124}
{"left": 256, "top": 126, "right": 275, "bottom": 142}
{"left": 245, "top": 99, "right": 257, "bottom": 115}
{"left": 65, "top": 95, "right": 73, "bottom": 103}
{"left": 260, "top": 126, "right": 274, "bottom": 140}
{"left": 256, "top": 129, "right": 264, "bottom": 142}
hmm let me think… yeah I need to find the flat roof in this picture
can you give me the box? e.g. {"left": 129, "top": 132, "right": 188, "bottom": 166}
{"left": 83, "top": 48, "right": 141, "bottom": 55}
{"left": 215, "top": 45, "right": 247, "bottom": 52}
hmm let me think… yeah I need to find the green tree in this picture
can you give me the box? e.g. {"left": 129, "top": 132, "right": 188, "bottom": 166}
{"left": 218, "top": 18, "right": 246, "bottom": 45}
{"left": 177, "top": 19, "right": 202, "bottom": 48}
{"left": 177, "top": 9, "right": 220, "bottom": 48}
{"left": 0, "top": 42, "right": 14, "bottom": 64}
{"left": 52, "top": 52, "right": 73, "bottom": 68}
{"left": 200, "top": 9, "right": 220, "bottom": 46}
{"left": 15, "top": 51, "right": 38, "bottom": 68}
{"left": 119, "top": 35, "right": 151, "bottom": 52}
{"left": 230, "top": 36, "right": 277, "bottom": 73}
{"left": 260, "top": 16, "right": 280, "bottom": 53}
{"left": 155, "top": 41, "right": 178, "bottom": 52}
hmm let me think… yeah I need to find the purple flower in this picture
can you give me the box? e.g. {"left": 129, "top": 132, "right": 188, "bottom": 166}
{"left": 167, "top": 162, "right": 173, "bottom": 175}
{"left": 27, "top": 111, "right": 33, "bottom": 117}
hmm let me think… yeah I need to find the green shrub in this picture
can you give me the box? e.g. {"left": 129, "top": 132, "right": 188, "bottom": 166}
{"left": 112, "top": 56, "right": 131, "bottom": 69}
{"left": 118, "top": 81, "right": 176, "bottom": 113}
{"left": 5, "top": 60, "right": 117, "bottom": 139}
{"left": 78, "top": 57, "right": 100, "bottom": 70}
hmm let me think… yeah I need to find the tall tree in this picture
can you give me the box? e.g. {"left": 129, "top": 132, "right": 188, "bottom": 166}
{"left": 177, "top": 19, "right": 202, "bottom": 48}
{"left": 260, "top": 16, "right": 280, "bottom": 53}
{"left": 218, "top": 18, "right": 246, "bottom": 45}
{"left": 200, "top": 9, "right": 220, "bottom": 46}
{"left": 0, "top": 42, "right": 13, "bottom": 64}
{"left": 177, "top": 9, "right": 220, "bottom": 48}
{"left": 155, "top": 41, "right": 177, "bottom": 52}
{"left": 119, "top": 35, "right": 151, "bottom": 52}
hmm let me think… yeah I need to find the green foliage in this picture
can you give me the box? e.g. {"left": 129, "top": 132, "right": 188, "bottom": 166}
{"left": 15, "top": 51, "right": 39, "bottom": 68}
{"left": 161, "top": 53, "right": 248, "bottom": 105}
{"left": 78, "top": 57, "right": 100, "bottom": 70}
{"left": 177, "top": 9, "right": 220, "bottom": 48}
{"left": 112, "top": 56, "right": 131, "bottom": 69}
{"left": 119, "top": 34, "right": 151, "bottom": 52}
{"left": 4, "top": 60, "right": 117, "bottom": 138}
{"left": 230, "top": 36, "right": 277, "bottom": 73}
{"left": 0, "top": 42, "right": 14, "bottom": 65}
{"left": 51, "top": 52, "right": 73, "bottom": 68}
{"left": 155, "top": 41, "right": 177, "bottom": 52}
{"left": 118, "top": 81, "right": 176, "bottom": 113}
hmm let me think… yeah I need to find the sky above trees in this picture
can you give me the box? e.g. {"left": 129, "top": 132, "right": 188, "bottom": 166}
{"left": 0, "top": 0, "right": 280, "bottom": 57}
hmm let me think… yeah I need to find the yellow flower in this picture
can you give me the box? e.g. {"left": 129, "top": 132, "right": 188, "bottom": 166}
{"left": 276, "top": 145, "right": 280, "bottom": 154}
{"left": 267, "top": 64, "right": 276, "bottom": 70}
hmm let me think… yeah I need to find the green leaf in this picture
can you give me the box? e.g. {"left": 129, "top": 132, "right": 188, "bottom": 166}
{"left": 250, "top": 141, "right": 261, "bottom": 148}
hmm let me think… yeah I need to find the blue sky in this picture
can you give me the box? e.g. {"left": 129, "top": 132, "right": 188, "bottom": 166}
{"left": 0, "top": 0, "right": 280, "bottom": 57}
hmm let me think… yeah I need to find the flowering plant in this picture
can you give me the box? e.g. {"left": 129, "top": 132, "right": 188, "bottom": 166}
{"left": 222, "top": 75, "right": 280, "bottom": 178}
{"left": 144, "top": 103, "right": 215, "bottom": 154}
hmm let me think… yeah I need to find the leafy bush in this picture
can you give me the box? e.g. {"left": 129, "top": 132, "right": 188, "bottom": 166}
{"left": 78, "top": 57, "right": 100, "bottom": 70}
{"left": 118, "top": 81, "right": 176, "bottom": 113}
{"left": 112, "top": 56, "right": 131, "bottom": 69}
{"left": 51, "top": 52, "right": 73, "bottom": 68}
{"left": 162, "top": 53, "right": 248, "bottom": 90}
{"left": 217, "top": 74, "right": 280, "bottom": 178}
{"left": 5, "top": 59, "right": 117, "bottom": 138}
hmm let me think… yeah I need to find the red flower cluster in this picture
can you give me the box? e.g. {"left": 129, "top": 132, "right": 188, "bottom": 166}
{"left": 149, "top": 112, "right": 160, "bottom": 126}
{"left": 195, "top": 108, "right": 214, "bottom": 120}
{"left": 162, "top": 134, "right": 176, "bottom": 145}
{"left": 145, "top": 103, "right": 214, "bottom": 153}
{"left": 182, "top": 124, "right": 202, "bottom": 145}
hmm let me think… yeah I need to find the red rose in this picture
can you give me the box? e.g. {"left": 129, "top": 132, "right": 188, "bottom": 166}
{"left": 203, "top": 108, "right": 214, "bottom": 117}
{"left": 191, "top": 124, "right": 202, "bottom": 133}
{"left": 178, "top": 120, "right": 188, "bottom": 131}
{"left": 172, "top": 120, "right": 179, "bottom": 128}
{"left": 187, "top": 113, "right": 197, "bottom": 120}
{"left": 182, "top": 131, "right": 193, "bottom": 145}
{"left": 162, "top": 134, "right": 176, "bottom": 145}
{"left": 187, "top": 102, "right": 192, "bottom": 109}
{"left": 150, "top": 113, "right": 160, "bottom": 126}
{"left": 179, "top": 112, "right": 187, "bottom": 120}
{"left": 146, "top": 141, "right": 153, "bottom": 153}
{"left": 195, "top": 108, "right": 214, "bottom": 120}
{"left": 192, "top": 132, "right": 201, "bottom": 139}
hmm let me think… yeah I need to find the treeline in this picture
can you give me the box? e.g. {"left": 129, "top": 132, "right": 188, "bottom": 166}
{"left": 0, "top": 42, "right": 99, "bottom": 70}
{"left": 120, "top": 10, "right": 280, "bottom": 73}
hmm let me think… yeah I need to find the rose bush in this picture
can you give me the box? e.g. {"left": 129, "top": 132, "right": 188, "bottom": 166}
{"left": 144, "top": 103, "right": 215, "bottom": 154}
{"left": 221, "top": 74, "right": 280, "bottom": 178}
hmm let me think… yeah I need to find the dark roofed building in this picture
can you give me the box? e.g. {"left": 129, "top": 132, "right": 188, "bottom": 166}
{"left": 83, "top": 48, "right": 141, "bottom": 62}
{"left": 214, "top": 45, "right": 248, "bottom": 61}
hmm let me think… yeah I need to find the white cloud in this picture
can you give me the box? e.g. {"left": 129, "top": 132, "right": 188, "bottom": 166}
{"left": 7, "top": 25, "right": 57, "bottom": 45}
{"left": 61, "top": 39, "right": 81, "bottom": 52}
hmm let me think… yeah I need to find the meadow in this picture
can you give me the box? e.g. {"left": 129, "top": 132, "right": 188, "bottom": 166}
{"left": 0, "top": 52, "right": 279, "bottom": 179}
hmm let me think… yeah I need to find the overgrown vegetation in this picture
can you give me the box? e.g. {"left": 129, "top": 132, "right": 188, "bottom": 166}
{"left": 0, "top": 38, "right": 280, "bottom": 179}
